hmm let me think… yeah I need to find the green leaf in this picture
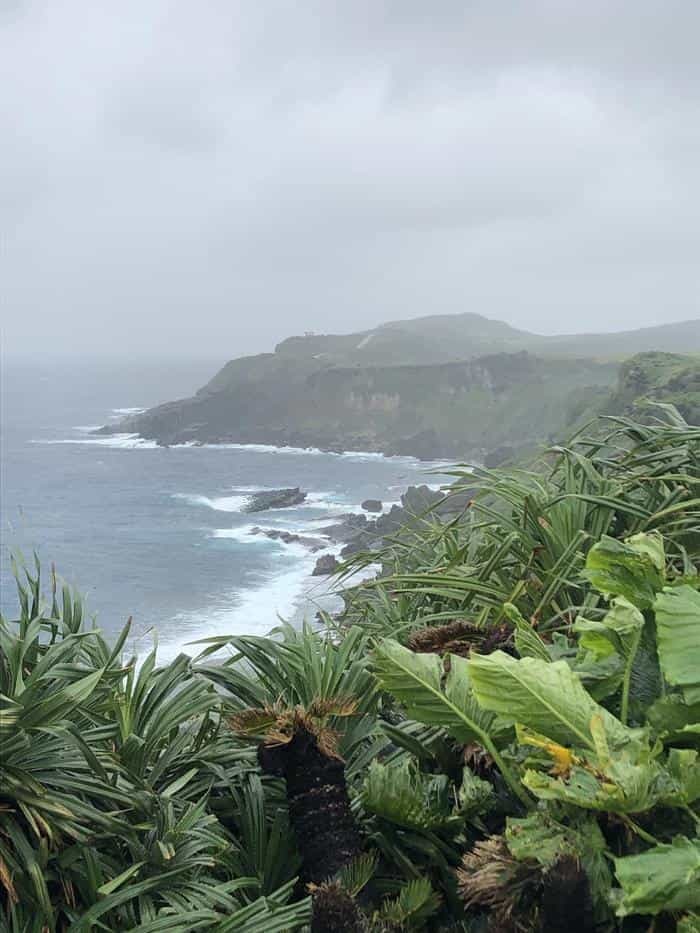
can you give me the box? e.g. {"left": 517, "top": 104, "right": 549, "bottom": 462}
{"left": 458, "top": 767, "right": 495, "bottom": 817}
{"left": 97, "top": 861, "right": 146, "bottom": 896}
{"left": 505, "top": 812, "right": 612, "bottom": 920}
{"left": 679, "top": 912, "right": 700, "bottom": 933}
{"left": 503, "top": 602, "right": 550, "bottom": 661}
{"left": 468, "top": 651, "right": 634, "bottom": 752}
{"left": 373, "top": 640, "right": 495, "bottom": 745}
{"left": 373, "top": 641, "right": 531, "bottom": 806}
{"left": 655, "top": 585, "right": 700, "bottom": 703}
{"left": 584, "top": 534, "right": 664, "bottom": 609}
{"left": 627, "top": 531, "right": 666, "bottom": 571}
{"left": 523, "top": 755, "right": 674, "bottom": 814}
{"left": 613, "top": 836, "right": 700, "bottom": 916}
{"left": 663, "top": 749, "right": 700, "bottom": 806}
{"left": 378, "top": 878, "right": 442, "bottom": 931}
{"left": 572, "top": 651, "right": 625, "bottom": 702}
{"left": 362, "top": 759, "right": 452, "bottom": 830}
{"left": 648, "top": 694, "right": 700, "bottom": 743}
{"left": 334, "top": 852, "right": 378, "bottom": 897}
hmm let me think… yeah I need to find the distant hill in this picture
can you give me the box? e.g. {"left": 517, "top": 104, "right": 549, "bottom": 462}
{"left": 270, "top": 314, "right": 700, "bottom": 368}
{"left": 99, "top": 314, "right": 700, "bottom": 459}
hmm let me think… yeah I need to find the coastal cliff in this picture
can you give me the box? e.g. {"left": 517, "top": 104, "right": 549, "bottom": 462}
{"left": 97, "top": 313, "right": 700, "bottom": 459}
{"left": 97, "top": 351, "right": 617, "bottom": 458}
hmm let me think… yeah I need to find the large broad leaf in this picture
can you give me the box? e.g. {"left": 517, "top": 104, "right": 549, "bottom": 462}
{"left": 655, "top": 585, "right": 700, "bottom": 703}
{"left": 572, "top": 652, "right": 625, "bottom": 702}
{"left": 648, "top": 694, "right": 700, "bottom": 743}
{"left": 523, "top": 755, "right": 674, "bottom": 814}
{"left": 373, "top": 641, "right": 533, "bottom": 806}
{"left": 584, "top": 534, "right": 664, "bottom": 609}
{"left": 467, "top": 651, "right": 634, "bottom": 752}
{"left": 576, "top": 597, "right": 648, "bottom": 724}
{"left": 663, "top": 749, "right": 700, "bottom": 806}
{"left": 372, "top": 640, "right": 497, "bottom": 745}
{"left": 575, "top": 597, "right": 644, "bottom": 660}
{"left": 612, "top": 836, "right": 700, "bottom": 916}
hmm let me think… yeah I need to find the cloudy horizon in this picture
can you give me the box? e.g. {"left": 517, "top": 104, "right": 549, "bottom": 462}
{"left": 2, "top": 1, "right": 699, "bottom": 358}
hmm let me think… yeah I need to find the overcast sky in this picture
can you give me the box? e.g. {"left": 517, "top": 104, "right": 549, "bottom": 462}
{"left": 2, "top": 1, "right": 699, "bottom": 358}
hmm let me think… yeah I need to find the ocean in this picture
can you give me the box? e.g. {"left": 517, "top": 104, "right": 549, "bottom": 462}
{"left": 1, "top": 358, "right": 452, "bottom": 662}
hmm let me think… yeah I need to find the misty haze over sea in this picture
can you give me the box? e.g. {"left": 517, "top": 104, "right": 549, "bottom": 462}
{"left": 1, "top": 359, "right": 451, "bottom": 659}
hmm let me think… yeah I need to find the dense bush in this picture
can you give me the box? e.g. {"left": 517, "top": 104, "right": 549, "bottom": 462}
{"left": 2, "top": 409, "right": 700, "bottom": 930}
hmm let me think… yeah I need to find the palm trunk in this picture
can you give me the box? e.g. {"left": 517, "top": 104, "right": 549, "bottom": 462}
{"left": 259, "top": 724, "right": 363, "bottom": 885}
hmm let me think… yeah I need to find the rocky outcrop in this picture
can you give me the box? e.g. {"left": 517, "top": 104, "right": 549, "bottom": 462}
{"left": 312, "top": 554, "right": 340, "bottom": 576}
{"left": 243, "top": 488, "right": 307, "bottom": 512}
{"left": 361, "top": 499, "right": 382, "bottom": 513}
{"left": 249, "top": 527, "right": 327, "bottom": 551}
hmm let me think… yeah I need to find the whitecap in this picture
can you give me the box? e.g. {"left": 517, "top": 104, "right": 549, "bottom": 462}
{"left": 172, "top": 492, "right": 251, "bottom": 513}
{"left": 200, "top": 442, "right": 326, "bottom": 456}
{"left": 32, "top": 433, "right": 159, "bottom": 449}
{"left": 153, "top": 548, "right": 335, "bottom": 664}
{"left": 211, "top": 525, "right": 274, "bottom": 544}
{"left": 111, "top": 407, "right": 146, "bottom": 416}
{"left": 212, "top": 525, "right": 324, "bottom": 557}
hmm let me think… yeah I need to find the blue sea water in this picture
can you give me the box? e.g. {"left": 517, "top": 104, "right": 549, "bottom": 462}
{"left": 1, "top": 358, "right": 451, "bottom": 662}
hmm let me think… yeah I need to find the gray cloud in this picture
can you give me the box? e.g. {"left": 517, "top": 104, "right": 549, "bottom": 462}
{"left": 2, "top": 0, "right": 699, "bottom": 358}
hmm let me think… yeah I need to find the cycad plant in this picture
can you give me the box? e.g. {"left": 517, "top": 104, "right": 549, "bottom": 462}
{"left": 3, "top": 408, "right": 700, "bottom": 930}
{"left": 231, "top": 697, "right": 364, "bottom": 885}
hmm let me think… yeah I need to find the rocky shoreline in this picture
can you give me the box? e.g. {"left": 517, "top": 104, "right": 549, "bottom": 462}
{"left": 239, "top": 483, "right": 472, "bottom": 576}
{"left": 95, "top": 422, "right": 459, "bottom": 462}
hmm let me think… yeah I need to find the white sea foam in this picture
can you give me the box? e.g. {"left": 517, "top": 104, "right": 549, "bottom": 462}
{"left": 111, "top": 407, "right": 146, "bottom": 416}
{"left": 212, "top": 524, "right": 326, "bottom": 555}
{"left": 195, "top": 441, "right": 453, "bottom": 466}
{"left": 200, "top": 442, "right": 327, "bottom": 456}
{"left": 173, "top": 492, "right": 251, "bottom": 513}
{"left": 153, "top": 548, "right": 333, "bottom": 664}
{"left": 299, "top": 491, "right": 364, "bottom": 514}
{"left": 212, "top": 525, "right": 273, "bottom": 544}
{"left": 32, "top": 433, "right": 159, "bottom": 449}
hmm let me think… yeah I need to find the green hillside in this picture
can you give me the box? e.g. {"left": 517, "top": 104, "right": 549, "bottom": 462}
{"left": 271, "top": 314, "right": 700, "bottom": 367}
{"left": 99, "top": 314, "right": 700, "bottom": 459}
{"left": 606, "top": 351, "right": 700, "bottom": 423}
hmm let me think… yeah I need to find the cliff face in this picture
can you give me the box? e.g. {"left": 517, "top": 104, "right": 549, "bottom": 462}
{"left": 98, "top": 310, "right": 700, "bottom": 459}
{"left": 99, "top": 350, "right": 618, "bottom": 459}
{"left": 606, "top": 351, "right": 700, "bottom": 423}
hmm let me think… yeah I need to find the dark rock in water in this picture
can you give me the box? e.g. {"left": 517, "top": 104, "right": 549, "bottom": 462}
{"left": 243, "top": 487, "right": 307, "bottom": 512}
{"left": 320, "top": 513, "right": 368, "bottom": 542}
{"left": 249, "top": 527, "right": 327, "bottom": 551}
{"left": 361, "top": 498, "right": 383, "bottom": 513}
{"left": 339, "top": 530, "right": 376, "bottom": 558}
{"left": 312, "top": 553, "right": 340, "bottom": 575}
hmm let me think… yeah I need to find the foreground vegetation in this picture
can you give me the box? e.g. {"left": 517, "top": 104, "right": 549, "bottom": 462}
{"left": 3, "top": 409, "right": 700, "bottom": 930}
